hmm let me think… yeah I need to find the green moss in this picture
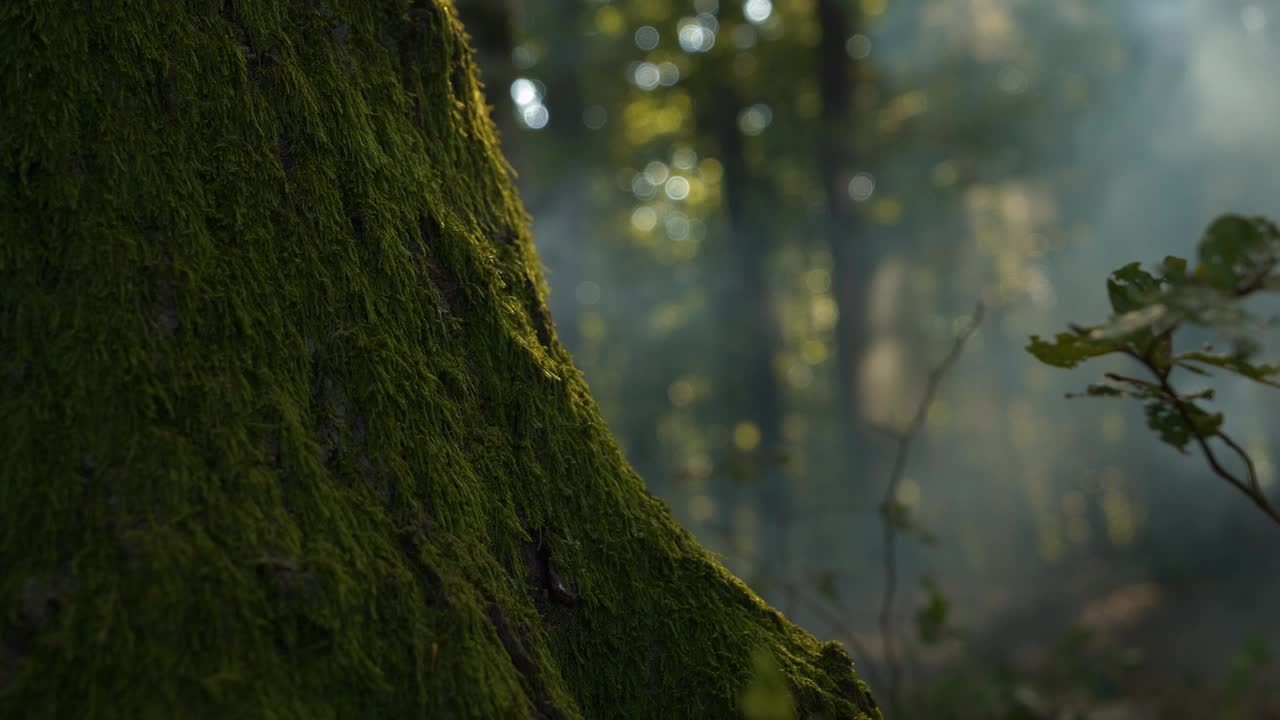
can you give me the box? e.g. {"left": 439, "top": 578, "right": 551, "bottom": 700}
{"left": 0, "top": 1, "right": 880, "bottom": 717}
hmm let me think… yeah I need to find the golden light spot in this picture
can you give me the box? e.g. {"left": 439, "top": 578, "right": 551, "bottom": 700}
{"left": 1100, "top": 467, "right": 1135, "bottom": 546}
{"left": 867, "top": 259, "right": 905, "bottom": 331}
{"left": 685, "top": 177, "right": 707, "bottom": 205}
{"left": 1006, "top": 399, "right": 1037, "bottom": 451}
{"left": 805, "top": 268, "right": 831, "bottom": 294}
{"left": 895, "top": 90, "right": 929, "bottom": 116}
{"left": 925, "top": 400, "right": 950, "bottom": 431}
{"left": 812, "top": 296, "right": 838, "bottom": 330}
{"left": 657, "top": 107, "right": 684, "bottom": 134}
{"left": 579, "top": 312, "right": 605, "bottom": 341}
{"left": 871, "top": 197, "right": 903, "bottom": 224}
{"left": 699, "top": 157, "right": 723, "bottom": 184}
{"left": 1080, "top": 583, "right": 1162, "bottom": 629}
{"left": 896, "top": 477, "right": 921, "bottom": 507}
{"left": 974, "top": 2, "right": 1011, "bottom": 38}
{"left": 631, "top": 206, "right": 658, "bottom": 232}
{"left": 1024, "top": 364, "right": 1051, "bottom": 392}
{"left": 801, "top": 339, "right": 828, "bottom": 365}
{"left": 1101, "top": 413, "right": 1125, "bottom": 444}
{"left": 670, "top": 237, "right": 699, "bottom": 261}
{"left": 688, "top": 494, "right": 716, "bottom": 524}
{"left": 668, "top": 380, "right": 695, "bottom": 407}
{"left": 686, "top": 453, "right": 713, "bottom": 481}
{"left": 648, "top": 303, "right": 690, "bottom": 336}
{"left": 1249, "top": 434, "right": 1274, "bottom": 489}
{"left": 861, "top": 0, "right": 887, "bottom": 18}
{"left": 733, "top": 421, "right": 762, "bottom": 451}
{"left": 932, "top": 161, "right": 958, "bottom": 187}
{"left": 859, "top": 336, "right": 905, "bottom": 425}
{"left": 594, "top": 6, "right": 624, "bottom": 36}
{"left": 796, "top": 88, "right": 821, "bottom": 119}
{"left": 1000, "top": 185, "right": 1033, "bottom": 227}
{"left": 787, "top": 363, "right": 814, "bottom": 390}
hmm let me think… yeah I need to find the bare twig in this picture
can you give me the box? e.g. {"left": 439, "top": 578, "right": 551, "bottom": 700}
{"left": 876, "top": 301, "right": 985, "bottom": 718}
{"left": 1117, "top": 345, "right": 1280, "bottom": 527}
{"left": 1156, "top": 368, "right": 1280, "bottom": 526}
{"left": 868, "top": 422, "right": 906, "bottom": 442}
{"left": 1103, "top": 372, "right": 1158, "bottom": 389}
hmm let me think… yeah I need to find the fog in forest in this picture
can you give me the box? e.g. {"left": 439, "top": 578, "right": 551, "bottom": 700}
{"left": 459, "top": 0, "right": 1280, "bottom": 714}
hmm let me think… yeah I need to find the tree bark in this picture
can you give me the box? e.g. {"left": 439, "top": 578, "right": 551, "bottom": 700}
{"left": 0, "top": 2, "right": 879, "bottom": 718}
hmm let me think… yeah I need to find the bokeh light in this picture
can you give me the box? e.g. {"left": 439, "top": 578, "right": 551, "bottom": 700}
{"left": 744, "top": 0, "right": 773, "bottom": 25}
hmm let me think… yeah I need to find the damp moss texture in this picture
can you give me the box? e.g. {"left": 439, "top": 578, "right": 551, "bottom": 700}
{"left": 0, "top": 1, "right": 881, "bottom": 718}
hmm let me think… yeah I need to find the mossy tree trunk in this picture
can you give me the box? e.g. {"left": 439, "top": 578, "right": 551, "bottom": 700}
{"left": 0, "top": 2, "right": 880, "bottom": 717}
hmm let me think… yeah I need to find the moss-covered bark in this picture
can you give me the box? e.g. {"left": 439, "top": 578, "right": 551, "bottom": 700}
{"left": 0, "top": 1, "right": 880, "bottom": 717}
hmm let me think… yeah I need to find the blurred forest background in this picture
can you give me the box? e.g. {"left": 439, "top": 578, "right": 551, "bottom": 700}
{"left": 454, "top": 0, "right": 1280, "bottom": 716}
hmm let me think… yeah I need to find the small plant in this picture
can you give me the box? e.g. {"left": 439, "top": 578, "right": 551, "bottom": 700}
{"left": 1027, "top": 214, "right": 1280, "bottom": 526}
{"left": 740, "top": 648, "right": 798, "bottom": 720}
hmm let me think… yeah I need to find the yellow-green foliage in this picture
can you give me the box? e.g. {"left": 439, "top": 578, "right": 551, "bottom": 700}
{"left": 0, "top": 1, "right": 879, "bottom": 717}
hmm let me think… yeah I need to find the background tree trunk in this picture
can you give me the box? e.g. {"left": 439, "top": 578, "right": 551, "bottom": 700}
{"left": 0, "top": 2, "right": 879, "bottom": 718}
{"left": 817, "top": 0, "right": 871, "bottom": 482}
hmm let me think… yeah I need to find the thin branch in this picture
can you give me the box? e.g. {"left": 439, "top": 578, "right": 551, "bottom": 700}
{"left": 1161, "top": 378, "right": 1280, "bottom": 525}
{"left": 1123, "top": 346, "right": 1280, "bottom": 527}
{"left": 1103, "top": 372, "right": 1159, "bottom": 389}
{"left": 875, "top": 301, "right": 985, "bottom": 719}
{"left": 868, "top": 422, "right": 906, "bottom": 442}
{"left": 1215, "top": 431, "right": 1261, "bottom": 492}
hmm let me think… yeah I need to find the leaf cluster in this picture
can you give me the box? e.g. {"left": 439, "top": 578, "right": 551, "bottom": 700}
{"left": 1026, "top": 215, "right": 1280, "bottom": 524}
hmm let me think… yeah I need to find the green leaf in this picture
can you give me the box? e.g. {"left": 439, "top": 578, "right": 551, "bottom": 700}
{"left": 740, "top": 649, "right": 798, "bottom": 720}
{"left": 882, "top": 500, "right": 938, "bottom": 545}
{"left": 1069, "top": 381, "right": 1148, "bottom": 400}
{"left": 1196, "top": 214, "right": 1280, "bottom": 291}
{"left": 1069, "top": 375, "right": 1162, "bottom": 400}
{"left": 1175, "top": 351, "right": 1280, "bottom": 387}
{"left": 1106, "top": 262, "right": 1161, "bottom": 313}
{"left": 915, "top": 576, "right": 950, "bottom": 646}
{"left": 1158, "top": 255, "right": 1189, "bottom": 284}
{"left": 1144, "top": 400, "right": 1223, "bottom": 453}
{"left": 1026, "top": 332, "right": 1122, "bottom": 369}
{"left": 1083, "top": 383, "right": 1126, "bottom": 397}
